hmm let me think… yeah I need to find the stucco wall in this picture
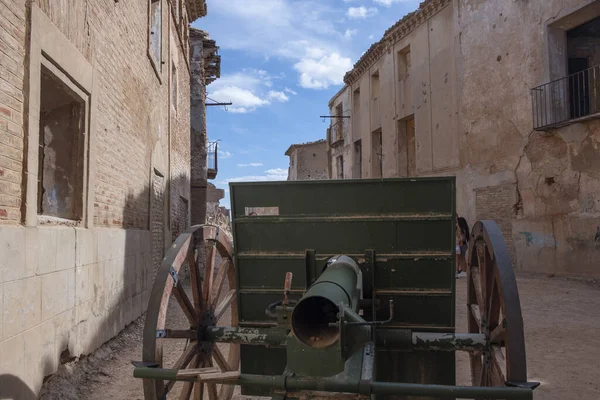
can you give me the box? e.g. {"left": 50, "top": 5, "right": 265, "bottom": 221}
{"left": 288, "top": 141, "right": 328, "bottom": 181}
{"left": 329, "top": 2, "right": 459, "bottom": 180}
{"left": 327, "top": 0, "right": 600, "bottom": 278}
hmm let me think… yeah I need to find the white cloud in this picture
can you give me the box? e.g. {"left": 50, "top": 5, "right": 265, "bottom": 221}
{"left": 267, "top": 91, "right": 290, "bottom": 103}
{"left": 344, "top": 28, "right": 358, "bottom": 38}
{"left": 208, "top": 69, "right": 290, "bottom": 113}
{"left": 284, "top": 87, "right": 298, "bottom": 95}
{"left": 223, "top": 168, "right": 289, "bottom": 183}
{"left": 347, "top": 6, "right": 378, "bottom": 19}
{"left": 373, "top": 0, "right": 414, "bottom": 6}
{"left": 237, "top": 162, "right": 264, "bottom": 167}
{"left": 342, "top": 0, "right": 359, "bottom": 2}
{"left": 210, "top": 86, "right": 269, "bottom": 113}
{"left": 202, "top": 1, "right": 354, "bottom": 90}
{"left": 294, "top": 53, "right": 353, "bottom": 89}
{"left": 219, "top": 150, "right": 233, "bottom": 159}
{"left": 368, "top": 34, "right": 375, "bottom": 40}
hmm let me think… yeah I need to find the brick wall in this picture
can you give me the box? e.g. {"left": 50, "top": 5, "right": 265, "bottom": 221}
{"left": 189, "top": 29, "right": 208, "bottom": 225}
{"left": 170, "top": 58, "right": 191, "bottom": 237}
{"left": 475, "top": 184, "right": 517, "bottom": 265}
{"left": 151, "top": 172, "right": 165, "bottom": 273}
{"left": 0, "top": 0, "right": 26, "bottom": 223}
{"left": 0, "top": 0, "right": 197, "bottom": 394}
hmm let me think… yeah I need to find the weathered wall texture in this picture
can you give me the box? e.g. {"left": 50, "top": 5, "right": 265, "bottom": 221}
{"left": 0, "top": 0, "right": 205, "bottom": 393}
{"left": 326, "top": 0, "right": 600, "bottom": 278}
{"left": 286, "top": 140, "right": 328, "bottom": 181}
{"left": 189, "top": 28, "right": 220, "bottom": 226}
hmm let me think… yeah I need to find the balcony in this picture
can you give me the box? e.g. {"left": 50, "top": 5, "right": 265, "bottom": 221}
{"left": 207, "top": 141, "right": 218, "bottom": 179}
{"left": 328, "top": 120, "right": 345, "bottom": 147}
{"left": 531, "top": 65, "right": 600, "bottom": 130}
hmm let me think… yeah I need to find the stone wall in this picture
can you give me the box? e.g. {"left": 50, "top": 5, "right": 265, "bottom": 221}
{"left": 286, "top": 140, "right": 328, "bottom": 181}
{"left": 0, "top": 0, "right": 197, "bottom": 394}
{"left": 326, "top": 0, "right": 600, "bottom": 278}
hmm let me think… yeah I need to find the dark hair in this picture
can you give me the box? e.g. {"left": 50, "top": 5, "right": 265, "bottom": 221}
{"left": 457, "top": 217, "right": 470, "bottom": 242}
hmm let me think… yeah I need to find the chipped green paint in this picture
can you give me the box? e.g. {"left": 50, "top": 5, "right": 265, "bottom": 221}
{"left": 412, "top": 332, "right": 487, "bottom": 352}
{"left": 132, "top": 369, "right": 534, "bottom": 399}
{"left": 205, "top": 326, "right": 289, "bottom": 347}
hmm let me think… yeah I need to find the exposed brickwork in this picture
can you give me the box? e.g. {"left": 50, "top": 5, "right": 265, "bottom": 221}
{"left": 170, "top": 61, "right": 191, "bottom": 236}
{"left": 0, "top": 0, "right": 26, "bottom": 223}
{"left": 151, "top": 172, "right": 165, "bottom": 274}
{"left": 475, "top": 184, "right": 517, "bottom": 266}
{"left": 0, "top": 0, "right": 207, "bottom": 394}
{"left": 189, "top": 28, "right": 208, "bottom": 225}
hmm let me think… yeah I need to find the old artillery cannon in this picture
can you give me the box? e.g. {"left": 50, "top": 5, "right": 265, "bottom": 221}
{"left": 133, "top": 178, "right": 539, "bottom": 399}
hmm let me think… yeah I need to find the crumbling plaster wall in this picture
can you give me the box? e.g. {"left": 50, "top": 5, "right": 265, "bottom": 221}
{"left": 332, "top": 1, "right": 460, "bottom": 180}
{"left": 190, "top": 29, "right": 208, "bottom": 226}
{"left": 291, "top": 142, "right": 328, "bottom": 181}
{"left": 328, "top": 87, "right": 353, "bottom": 179}
{"left": 458, "top": 0, "right": 600, "bottom": 277}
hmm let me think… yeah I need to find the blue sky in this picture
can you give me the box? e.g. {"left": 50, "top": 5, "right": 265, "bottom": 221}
{"left": 192, "top": 0, "right": 421, "bottom": 209}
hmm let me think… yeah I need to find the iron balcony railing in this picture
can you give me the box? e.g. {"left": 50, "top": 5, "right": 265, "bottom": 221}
{"left": 531, "top": 65, "right": 600, "bottom": 130}
{"left": 207, "top": 140, "right": 218, "bottom": 179}
{"left": 328, "top": 119, "right": 345, "bottom": 146}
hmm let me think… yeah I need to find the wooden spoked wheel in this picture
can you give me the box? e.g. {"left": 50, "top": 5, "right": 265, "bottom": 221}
{"left": 142, "top": 225, "right": 239, "bottom": 400}
{"left": 467, "top": 220, "right": 527, "bottom": 389}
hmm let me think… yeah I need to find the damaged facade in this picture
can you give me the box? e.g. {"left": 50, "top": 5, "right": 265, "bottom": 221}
{"left": 0, "top": 0, "right": 220, "bottom": 393}
{"left": 285, "top": 139, "right": 328, "bottom": 181}
{"left": 327, "top": 0, "right": 600, "bottom": 278}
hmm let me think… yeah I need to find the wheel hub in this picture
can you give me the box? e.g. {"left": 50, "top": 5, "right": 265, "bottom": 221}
{"left": 197, "top": 308, "right": 217, "bottom": 356}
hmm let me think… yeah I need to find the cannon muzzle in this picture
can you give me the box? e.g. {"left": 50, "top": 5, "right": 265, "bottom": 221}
{"left": 291, "top": 255, "right": 361, "bottom": 348}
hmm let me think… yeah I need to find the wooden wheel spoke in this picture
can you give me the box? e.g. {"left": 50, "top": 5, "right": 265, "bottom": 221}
{"left": 470, "top": 268, "right": 486, "bottom": 317}
{"left": 143, "top": 225, "right": 239, "bottom": 400}
{"left": 192, "top": 379, "right": 204, "bottom": 400}
{"left": 162, "top": 329, "right": 197, "bottom": 339}
{"left": 469, "top": 304, "right": 482, "bottom": 328}
{"left": 213, "top": 345, "right": 232, "bottom": 371}
{"left": 479, "top": 358, "right": 488, "bottom": 386}
{"left": 188, "top": 249, "right": 203, "bottom": 315}
{"left": 476, "top": 243, "right": 488, "bottom": 303}
{"left": 175, "top": 352, "right": 200, "bottom": 399}
{"left": 490, "top": 346, "right": 507, "bottom": 386}
{"left": 203, "top": 244, "right": 216, "bottom": 305}
{"left": 211, "top": 259, "right": 231, "bottom": 307}
{"left": 206, "top": 383, "right": 218, "bottom": 400}
{"left": 490, "top": 319, "right": 506, "bottom": 344}
{"left": 219, "top": 383, "right": 236, "bottom": 400}
{"left": 466, "top": 221, "right": 528, "bottom": 389}
{"left": 173, "top": 283, "right": 198, "bottom": 326}
{"left": 215, "top": 289, "right": 236, "bottom": 321}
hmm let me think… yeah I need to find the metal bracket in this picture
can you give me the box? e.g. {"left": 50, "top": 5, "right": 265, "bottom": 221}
{"left": 156, "top": 330, "right": 167, "bottom": 338}
{"left": 131, "top": 361, "right": 159, "bottom": 368}
{"left": 506, "top": 381, "right": 541, "bottom": 390}
{"left": 346, "top": 300, "right": 394, "bottom": 326}
{"left": 169, "top": 266, "right": 179, "bottom": 287}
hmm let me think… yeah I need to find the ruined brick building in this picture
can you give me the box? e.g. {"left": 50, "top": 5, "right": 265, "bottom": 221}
{"left": 285, "top": 139, "right": 328, "bottom": 181}
{"left": 0, "top": 0, "right": 220, "bottom": 393}
{"left": 327, "top": 0, "right": 600, "bottom": 278}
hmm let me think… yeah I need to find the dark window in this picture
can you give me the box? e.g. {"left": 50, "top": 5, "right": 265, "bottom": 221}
{"left": 353, "top": 140, "right": 362, "bottom": 179}
{"left": 336, "top": 156, "right": 344, "bottom": 179}
{"left": 397, "top": 46, "right": 411, "bottom": 81}
{"left": 371, "top": 129, "right": 382, "bottom": 178}
{"left": 149, "top": 0, "right": 162, "bottom": 70}
{"left": 38, "top": 65, "right": 85, "bottom": 220}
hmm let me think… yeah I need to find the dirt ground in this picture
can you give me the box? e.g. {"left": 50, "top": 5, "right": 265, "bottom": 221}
{"left": 39, "top": 273, "right": 600, "bottom": 400}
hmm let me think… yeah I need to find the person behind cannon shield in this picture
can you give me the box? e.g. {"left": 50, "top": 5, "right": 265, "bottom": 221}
{"left": 456, "top": 215, "right": 469, "bottom": 278}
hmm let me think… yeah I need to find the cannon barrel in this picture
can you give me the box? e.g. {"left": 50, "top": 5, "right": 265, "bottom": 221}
{"left": 291, "top": 255, "right": 361, "bottom": 348}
